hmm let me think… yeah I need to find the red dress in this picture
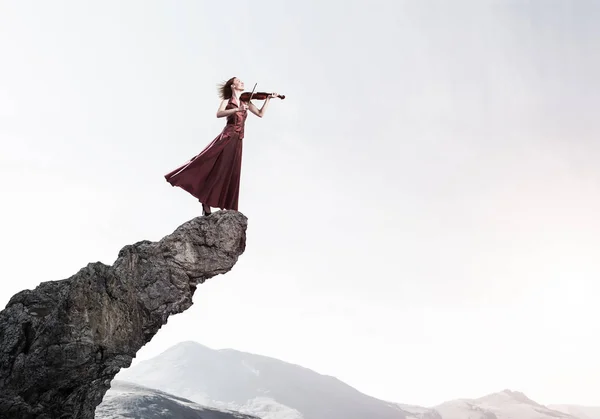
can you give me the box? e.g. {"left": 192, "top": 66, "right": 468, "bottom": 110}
{"left": 164, "top": 97, "right": 247, "bottom": 211}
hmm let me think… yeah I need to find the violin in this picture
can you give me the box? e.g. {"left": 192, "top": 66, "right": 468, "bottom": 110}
{"left": 240, "top": 91, "right": 285, "bottom": 101}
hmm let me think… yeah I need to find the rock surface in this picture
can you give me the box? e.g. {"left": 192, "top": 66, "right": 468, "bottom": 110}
{"left": 0, "top": 211, "right": 247, "bottom": 419}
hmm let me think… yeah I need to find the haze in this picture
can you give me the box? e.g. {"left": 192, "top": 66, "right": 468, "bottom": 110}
{"left": 1, "top": 0, "right": 599, "bottom": 408}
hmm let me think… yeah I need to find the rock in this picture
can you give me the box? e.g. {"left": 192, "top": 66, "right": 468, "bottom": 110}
{"left": 0, "top": 211, "right": 247, "bottom": 419}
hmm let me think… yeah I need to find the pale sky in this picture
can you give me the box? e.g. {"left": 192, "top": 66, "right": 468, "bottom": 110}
{"left": 1, "top": 0, "right": 600, "bottom": 408}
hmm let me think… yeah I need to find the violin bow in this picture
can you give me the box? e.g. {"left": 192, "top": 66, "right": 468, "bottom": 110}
{"left": 248, "top": 83, "right": 257, "bottom": 101}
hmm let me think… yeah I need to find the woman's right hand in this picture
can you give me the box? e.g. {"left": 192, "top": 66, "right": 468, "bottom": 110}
{"left": 237, "top": 103, "right": 248, "bottom": 112}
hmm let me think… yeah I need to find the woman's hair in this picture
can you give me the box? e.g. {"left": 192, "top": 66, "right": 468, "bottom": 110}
{"left": 217, "top": 77, "right": 236, "bottom": 99}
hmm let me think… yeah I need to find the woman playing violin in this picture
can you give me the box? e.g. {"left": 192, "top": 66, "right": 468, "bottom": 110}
{"left": 164, "top": 77, "right": 278, "bottom": 215}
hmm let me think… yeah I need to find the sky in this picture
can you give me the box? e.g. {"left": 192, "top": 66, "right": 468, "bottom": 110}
{"left": 1, "top": 0, "right": 600, "bottom": 408}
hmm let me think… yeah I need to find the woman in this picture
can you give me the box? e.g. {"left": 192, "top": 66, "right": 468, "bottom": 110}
{"left": 164, "top": 77, "right": 277, "bottom": 215}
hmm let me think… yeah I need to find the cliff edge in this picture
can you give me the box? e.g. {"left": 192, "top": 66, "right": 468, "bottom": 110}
{"left": 0, "top": 211, "right": 247, "bottom": 419}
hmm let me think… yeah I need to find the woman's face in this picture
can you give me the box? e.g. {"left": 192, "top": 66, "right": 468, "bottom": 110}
{"left": 232, "top": 78, "right": 245, "bottom": 91}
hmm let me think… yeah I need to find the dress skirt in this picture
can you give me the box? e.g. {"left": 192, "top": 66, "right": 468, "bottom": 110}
{"left": 164, "top": 127, "right": 243, "bottom": 211}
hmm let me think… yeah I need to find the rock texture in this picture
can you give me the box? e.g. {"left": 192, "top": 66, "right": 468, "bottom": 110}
{"left": 0, "top": 211, "right": 247, "bottom": 419}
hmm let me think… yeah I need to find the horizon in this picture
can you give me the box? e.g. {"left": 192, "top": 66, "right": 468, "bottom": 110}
{"left": 2, "top": 0, "right": 599, "bottom": 408}
{"left": 123, "top": 338, "right": 595, "bottom": 408}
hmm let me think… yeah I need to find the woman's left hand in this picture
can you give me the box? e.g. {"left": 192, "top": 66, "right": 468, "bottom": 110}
{"left": 269, "top": 92, "right": 278, "bottom": 98}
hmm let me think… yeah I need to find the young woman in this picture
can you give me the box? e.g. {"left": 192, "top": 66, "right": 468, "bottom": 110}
{"left": 164, "top": 77, "right": 277, "bottom": 215}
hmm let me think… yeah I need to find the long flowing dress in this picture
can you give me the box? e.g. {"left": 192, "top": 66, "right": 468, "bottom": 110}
{"left": 164, "top": 97, "right": 247, "bottom": 211}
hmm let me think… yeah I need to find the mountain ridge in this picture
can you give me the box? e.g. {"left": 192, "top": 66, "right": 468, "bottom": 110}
{"left": 115, "top": 340, "right": 408, "bottom": 419}
{"left": 114, "top": 340, "right": 598, "bottom": 419}
{"left": 96, "top": 380, "right": 260, "bottom": 419}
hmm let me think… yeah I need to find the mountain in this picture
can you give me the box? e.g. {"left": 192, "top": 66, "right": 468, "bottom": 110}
{"left": 114, "top": 341, "right": 406, "bottom": 419}
{"left": 110, "top": 341, "right": 600, "bottom": 419}
{"left": 397, "top": 403, "right": 443, "bottom": 419}
{"left": 96, "top": 380, "right": 258, "bottom": 419}
{"left": 414, "top": 390, "right": 579, "bottom": 419}
{"left": 549, "top": 405, "right": 600, "bottom": 419}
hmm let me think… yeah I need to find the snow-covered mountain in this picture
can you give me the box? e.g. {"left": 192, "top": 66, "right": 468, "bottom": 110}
{"left": 549, "top": 405, "right": 600, "bottom": 419}
{"left": 397, "top": 390, "right": 580, "bottom": 419}
{"left": 96, "top": 380, "right": 259, "bottom": 419}
{"left": 435, "top": 390, "right": 576, "bottom": 419}
{"left": 397, "top": 403, "right": 443, "bottom": 419}
{"left": 114, "top": 341, "right": 405, "bottom": 419}
{"left": 110, "top": 341, "right": 599, "bottom": 419}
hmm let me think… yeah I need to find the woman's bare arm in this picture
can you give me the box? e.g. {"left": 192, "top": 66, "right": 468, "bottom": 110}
{"left": 216, "top": 99, "right": 246, "bottom": 118}
{"left": 248, "top": 95, "right": 274, "bottom": 118}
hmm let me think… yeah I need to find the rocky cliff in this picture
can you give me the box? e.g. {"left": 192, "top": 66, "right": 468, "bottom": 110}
{"left": 0, "top": 211, "right": 247, "bottom": 419}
